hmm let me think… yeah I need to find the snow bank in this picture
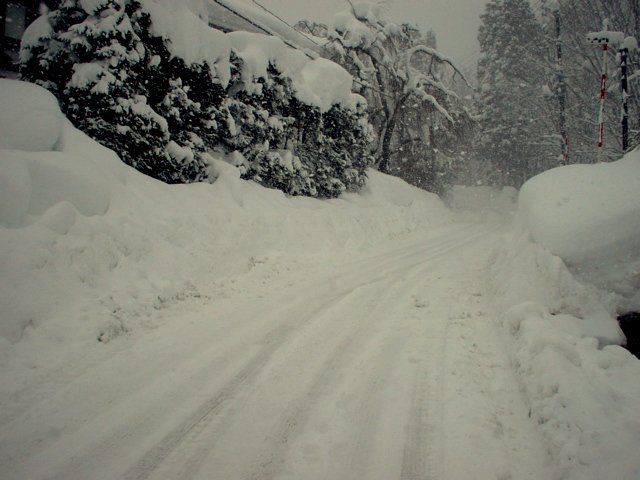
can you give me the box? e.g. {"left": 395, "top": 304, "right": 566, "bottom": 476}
{"left": 0, "top": 80, "right": 63, "bottom": 151}
{"left": 490, "top": 231, "right": 640, "bottom": 480}
{"left": 497, "top": 154, "right": 640, "bottom": 478}
{"left": 518, "top": 152, "right": 640, "bottom": 310}
{"left": 0, "top": 79, "right": 450, "bottom": 379}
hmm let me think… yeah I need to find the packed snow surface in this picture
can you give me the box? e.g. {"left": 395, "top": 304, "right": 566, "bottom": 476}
{"left": 518, "top": 152, "right": 640, "bottom": 309}
{"left": 1, "top": 80, "right": 639, "bottom": 480}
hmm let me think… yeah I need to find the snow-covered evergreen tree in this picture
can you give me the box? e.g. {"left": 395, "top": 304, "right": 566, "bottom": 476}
{"left": 222, "top": 56, "right": 373, "bottom": 197}
{"left": 21, "top": 0, "right": 231, "bottom": 183}
{"left": 475, "top": 0, "right": 556, "bottom": 187}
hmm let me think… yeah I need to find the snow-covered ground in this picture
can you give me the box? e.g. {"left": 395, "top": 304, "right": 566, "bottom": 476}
{"left": 1, "top": 80, "right": 639, "bottom": 479}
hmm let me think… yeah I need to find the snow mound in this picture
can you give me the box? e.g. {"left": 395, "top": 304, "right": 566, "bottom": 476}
{"left": 0, "top": 79, "right": 450, "bottom": 375}
{"left": 518, "top": 152, "right": 640, "bottom": 309}
{"left": 491, "top": 231, "right": 640, "bottom": 480}
{"left": 0, "top": 80, "right": 63, "bottom": 151}
{"left": 0, "top": 80, "right": 120, "bottom": 228}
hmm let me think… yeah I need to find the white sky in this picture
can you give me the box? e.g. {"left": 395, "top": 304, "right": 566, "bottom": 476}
{"left": 256, "top": 0, "right": 489, "bottom": 76}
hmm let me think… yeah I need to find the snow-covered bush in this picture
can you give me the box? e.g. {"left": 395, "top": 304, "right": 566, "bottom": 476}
{"left": 298, "top": 101, "right": 372, "bottom": 197}
{"left": 224, "top": 53, "right": 373, "bottom": 197}
{"left": 223, "top": 59, "right": 315, "bottom": 195}
{"left": 20, "top": 0, "right": 229, "bottom": 183}
{"left": 19, "top": 0, "right": 374, "bottom": 197}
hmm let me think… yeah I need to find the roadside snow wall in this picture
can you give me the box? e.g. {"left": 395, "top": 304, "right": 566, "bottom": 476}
{"left": 490, "top": 153, "right": 640, "bottom": 480}
{"left": 518, "top": 151, "right": 640, "bottom": 311}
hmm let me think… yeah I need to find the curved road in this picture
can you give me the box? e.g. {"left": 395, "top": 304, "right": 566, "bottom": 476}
{"left": 1, "top": 222, "right": 552, "bottom": 480}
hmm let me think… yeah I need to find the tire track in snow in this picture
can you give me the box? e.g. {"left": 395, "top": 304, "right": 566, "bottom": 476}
{"left": 399, "top": 318, "right": 447, "bottom": 480}
{"left": 238, "top": 229, "right": 494, "bottom": 480}
{"left": 135, "top": 232, "right": 474, "bottom": 480}
{"left": 12, "top": 223, "right": 493, "bottom": 480}
{"left": 122, "top": 234, "right": 470, "bottom": 480}
{"left": 119, "top": 285, "right": 366, "bottom": 480}
{"left": 0, "top": 225, "right": 477, "bottom": 430}
{"left": 161, "top": 276, "right": 392, "bottom": 480}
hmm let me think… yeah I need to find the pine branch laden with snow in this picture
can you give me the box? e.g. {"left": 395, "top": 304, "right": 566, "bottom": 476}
{"left": 404, "top": 45, "right": 470, "bottom": 87}
{"left": 19, "top": 0, "right": 374, "bottom": 197}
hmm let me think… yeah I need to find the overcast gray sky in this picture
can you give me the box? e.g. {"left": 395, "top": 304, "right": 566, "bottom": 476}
{"left": 257, "top": 0, "right": 489, "bottom": 76}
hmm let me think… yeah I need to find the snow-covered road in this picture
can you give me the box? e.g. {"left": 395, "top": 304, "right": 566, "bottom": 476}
{"left": 1, "top": 222, "right": 552, "bottom": 480}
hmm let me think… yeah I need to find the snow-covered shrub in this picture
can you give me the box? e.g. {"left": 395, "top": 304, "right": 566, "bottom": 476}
{"left": 20, "top": 0, "right": 374, "bottom": 196}
{"left": 223, "top": 59, "right": 313, "bottom": 195}
{"left": 298, "top": 102, "right": 373, "bottom": 197}
{"left": 225, "top": 56, "right": 373, "bottom": 197}
{"left": 20, "top": 0, "right": 228, "bottom": 183}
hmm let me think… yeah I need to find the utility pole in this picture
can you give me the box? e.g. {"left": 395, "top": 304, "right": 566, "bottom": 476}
{"left": 596, "top": 20, "right": 609, "bottom": 151}
{"left": 620, "top": 42, "right": 630, "bottom": 151}
{"left": 619, "top": 36, "right": 638, "bottom": 152}
{"left": 553, "top": 7, "right": 568, "bottom": 164}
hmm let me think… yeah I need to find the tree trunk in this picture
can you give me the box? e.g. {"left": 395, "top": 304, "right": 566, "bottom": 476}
{"left": 378, "top": 96, "right": 405, "bottom": 174}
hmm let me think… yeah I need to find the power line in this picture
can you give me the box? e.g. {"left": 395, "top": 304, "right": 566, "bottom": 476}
{"left": 210, "top": 0, "right": 313, "bottom": 57}
{"left": 209, "top": 0, "right": 395, "bottom": 98}
{"left": 210, "top": 0, "right": 464, "bottom": 101}
{"left": 249, "top": 0, "right": 323, "bottom": 48}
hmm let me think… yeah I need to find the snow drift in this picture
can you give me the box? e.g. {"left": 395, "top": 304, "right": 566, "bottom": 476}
{"left": 491, "top": 232, "right": 640, "bottom": 480}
